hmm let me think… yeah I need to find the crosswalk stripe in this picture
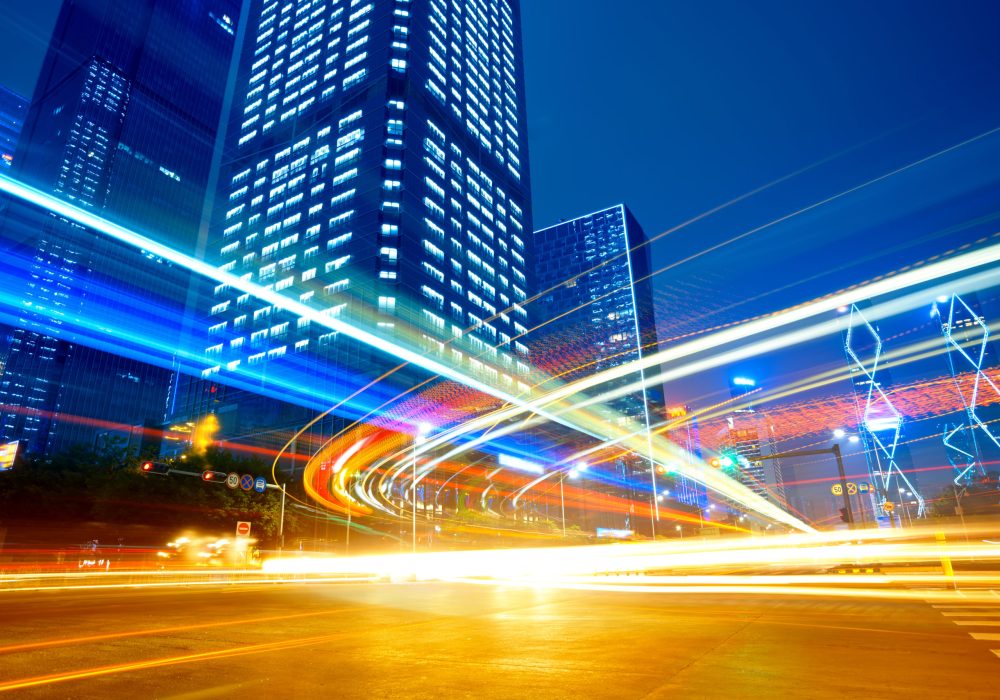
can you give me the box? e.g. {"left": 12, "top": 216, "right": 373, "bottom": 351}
{"left": 992, "top": 650, "right": 1000, "bottom": 659}
{"left": 943, "top": 612, "right": 1000, "bottom": 616}
{"left": 954, "top": 621, "right": 1000, "bottom": 626}
{"left": 969, "top": 633, "right": 1000, "bottom": 641}
{"left": 932, "top": 605, "right": 1000, "bottom": 610}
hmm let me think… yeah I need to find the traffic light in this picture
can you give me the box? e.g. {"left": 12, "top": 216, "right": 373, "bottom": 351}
{"left": 140, "top": 461, "right": 170, "bottom": 475}
{"left": 838, "top": 507, "right": 850, "bottom": 523}
{"left": 202, "top": 470, "right": 227, "bottom": 483}
{"left": 710, "top": 453, "right": 736, "bottom": 469}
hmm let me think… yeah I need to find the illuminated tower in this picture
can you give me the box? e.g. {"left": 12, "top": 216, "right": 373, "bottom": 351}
{"left": 0, "top": 0, "right": 240, "bottom": 455}
{"left": 532, "top": 204, "right": 659, "bottom": 527}
{"left": 722, "top": 376, "right": 786, "bottom": 508}
{"left": 195, "top": 0, "right": 534, "bottom": 450}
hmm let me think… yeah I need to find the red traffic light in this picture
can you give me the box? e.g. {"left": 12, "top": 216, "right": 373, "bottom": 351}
{"left": 201, "top": 470, "right": 227, "bottom": 482}
{"left": 140, "top": 461, "right": 170, "bottom": 475}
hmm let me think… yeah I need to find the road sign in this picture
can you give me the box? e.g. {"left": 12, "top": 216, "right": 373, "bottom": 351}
{"left": 226, "top": 472, "right": 239, "bottom": 489}
{"left": 831, "top": 484, "right": 843, "bottom": 496}
{"left": 883, "top": 501, "right": 895, "bottom": 512}
{"left": 254, "top": 477, "right": 267, "bottom": 493}
{"left": 858, "top": 482, "right": 871, "bottom": 494}
{"left": 846, "top": 482, "right": 858, "bottom": 495}
{"left": 239, "top": 473, "right": 255, "bottom": 491}
{"left": 236, "top": 521, "right": 251, "bottom": 537}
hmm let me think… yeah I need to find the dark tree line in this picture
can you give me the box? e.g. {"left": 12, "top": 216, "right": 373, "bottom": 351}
{"left": 0, "top": 442, "right": 303, "bottom": 542}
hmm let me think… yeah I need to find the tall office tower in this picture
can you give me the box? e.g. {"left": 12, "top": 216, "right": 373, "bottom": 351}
{"left": 0, "top": 86, "right": 28, "bottom": 169}
{"left": 195, "top": 0, "right": 533, "bottom": 454}
{"left": 662, "top": 404, "right": 706, "bottom": 510}
{"left": 533, "top": 204, "right": 659, "bottom": 528}
{"left": 0, "top": 0, "right": 241, "bottom": 456}
{"left": 721, "top": 376, "right": 786, "bottom": 508}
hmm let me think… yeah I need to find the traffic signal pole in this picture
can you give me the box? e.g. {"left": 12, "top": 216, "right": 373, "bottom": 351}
{"left": 748, "top": 446, "right": 855, "bottom": 529}
{"left": 831, "top": 444, "right": 855, "bottom": 528}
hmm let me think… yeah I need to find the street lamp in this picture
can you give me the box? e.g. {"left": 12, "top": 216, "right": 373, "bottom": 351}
{"left": 675, "top": 524, "right": 683, "bottom": 539}
{"left": 412, "top": 422, "right": 432, "bottom": 554}
{"left": 559, "top": 463, "right": 583, "bottom": 537}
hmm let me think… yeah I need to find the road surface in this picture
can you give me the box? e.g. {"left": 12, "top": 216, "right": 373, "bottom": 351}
{"left": 1, "top": 579, "right": 998, "bottom": 698}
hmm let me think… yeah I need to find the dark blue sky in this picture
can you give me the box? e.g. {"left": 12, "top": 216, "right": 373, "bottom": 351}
{"left": 3, "top": 1, "right": 999, "bottom": 507}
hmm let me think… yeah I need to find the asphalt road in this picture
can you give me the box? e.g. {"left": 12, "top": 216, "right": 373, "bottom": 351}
{"left": 1, "top": 580, "right": 998, "bottom": 699}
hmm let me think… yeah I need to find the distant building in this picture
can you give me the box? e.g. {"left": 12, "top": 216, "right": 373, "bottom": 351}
{"left": 661, "top": 404, "right": 706, "bottom": 509}
{"left": 533, "top": 204, "right": 659, "bottom": 529}
{"left": 0, "top": 0, "right": 240, "bottom": 456}
{"left": 722, "top": 376, "right": 786, "bottom": 508}
{"left": 0, "top": 85, "right": 28, "bottom": 168}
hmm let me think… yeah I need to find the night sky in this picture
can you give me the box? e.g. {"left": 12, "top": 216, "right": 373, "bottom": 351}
{"left": 2, "top": 1, "right": 999, "bottom": 509}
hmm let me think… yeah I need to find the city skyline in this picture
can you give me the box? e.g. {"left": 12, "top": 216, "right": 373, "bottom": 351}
{"left": 0, "top": 1, "right": 995, "bottom": 537}
{"left": 0, "top": 5, "right": 999, "bottom": 694}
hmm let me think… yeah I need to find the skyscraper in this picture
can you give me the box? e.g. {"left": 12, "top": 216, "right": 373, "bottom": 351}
{"left": 722, "top": 376, "right": 786, "bottom": 509}
{"left": 533, "top": 205, "right": 657, "bottom": 420}
{"left": 0, "top": 0, "right": 240, "bottom": 456}
{"left": 532, "top": 204, "right": 659, "bottom": 529}
{"left": 193, "top": 0, "right": 534, "bottom": 453}
{"left": 0, "top": 85, "right": 28, "bottom": 169}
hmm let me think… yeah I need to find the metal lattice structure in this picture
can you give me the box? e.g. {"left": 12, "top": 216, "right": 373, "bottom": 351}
{"left": 845, "top": 304, "right": 926, "bottom": 517}
{"left": 937, "top": 293, "right": 1000, "bottom": 485}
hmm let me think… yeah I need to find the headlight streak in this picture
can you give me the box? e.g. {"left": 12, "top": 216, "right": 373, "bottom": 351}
{"left": 4, "top": 145, "right": 998, "bottom": 533}
{"left": 293, "top": 132, "right": 1000, "bottom": 527}
{"left": 0, "top": 174, "right": 571, "bottom": 429}
{"left": 406, "top": 263, "right": 1000, "bottom": 521}
{"left": 258, "top": 524, "right": 1000, "bottom": 582}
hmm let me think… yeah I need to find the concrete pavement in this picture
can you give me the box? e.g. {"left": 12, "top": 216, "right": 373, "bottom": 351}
{"left": 0, "top": 581, "right": 997, "bottom": 698}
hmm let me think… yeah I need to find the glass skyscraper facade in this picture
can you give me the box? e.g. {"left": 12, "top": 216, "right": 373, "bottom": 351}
{"left": 194, "top": 0, "right": 534, "bottom": 449}
{"left": 533, "top": 204, "right": 659, "bottom": 529}
{"left": 0, "top": 85, "right": 27, "bottom": 169}
{"left": 533, "top": 205, "right": 657, "bottom": 423}
{"left": 0, "top": 0, "right": 240, "bottom": 456}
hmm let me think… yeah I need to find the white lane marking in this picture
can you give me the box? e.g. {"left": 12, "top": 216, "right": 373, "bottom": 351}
{"left": 992, "top": 650, "right": 1000, "bottom": 659}
{"left": 969, "top": 633, "right": 1000, "bottom": 641}
{"left": 954, "top": 621, "right": 1000, "bottom": 626}
{"left": 943, "top": 612, "right": 1000, "bottom": 616}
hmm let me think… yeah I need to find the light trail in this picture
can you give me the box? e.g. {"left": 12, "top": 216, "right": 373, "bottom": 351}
{"left": 260, "top": 524, "right": 1000, "bottom": 581}
{"left": 0, "top": 630, "right": 359, "bottom": 693}
{"left": 0, "top": 607, "right": 356, "bottom": 655}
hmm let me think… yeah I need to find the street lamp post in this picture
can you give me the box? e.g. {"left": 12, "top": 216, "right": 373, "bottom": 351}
{"left": 559, "top": 464, "right": 583, "bottom": 537}
{"left": 345, "top": 473, "right": 353, "bottom": 555}
{"left": 278, "top": 482, "right": 286, "bottom": 556}
{"left": 412, "top": 423, "right": 432, "bottom": 554}
{"left": 559, "top": 472, "right": 566, "bottom": 537}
